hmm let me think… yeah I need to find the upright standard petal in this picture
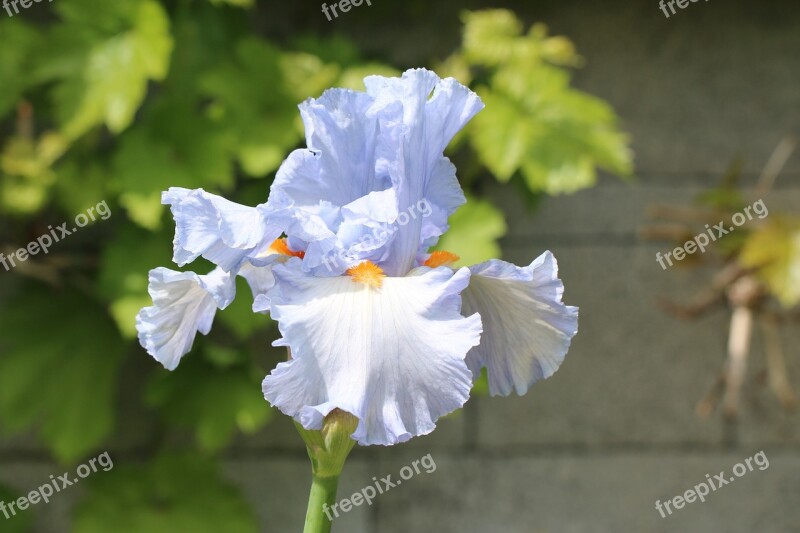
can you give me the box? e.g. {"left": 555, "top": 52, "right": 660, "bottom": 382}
{"left": 366, "top": 69, "right": 484, "bottom": 275}
{"left": 461, "top": 253, "right": 579, "bottom": 397}
{"left": 267, "top": 89, "right": 397, "bottom": 275}
{"left": 136, "top": 267, "right": 235, "bottom": 371}
{"left": 267, "top": 69, "right": 483, "bottom": 277}
{"left": 163, "top": 188, "right": 282, "bottom": 273}
{"left": 262, "top": 261, "right": 482, "bottom": 446}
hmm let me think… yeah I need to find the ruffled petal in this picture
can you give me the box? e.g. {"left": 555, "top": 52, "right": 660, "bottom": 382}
{"left": 136, "top": 267, "right": 236, "bottom": 371}
{"left": 366, "top": 69, "right": 484, "bottom": 275}
{"left": 238, "top": 260, "right": 277, "bottom": 314}
{"left": 267, "top": 69, "right": 482, "bottom": 277}
{"left": 262, "top": 261, "right": 482, "bottom": 446}
{"left": 461, "top": 253, "right": 579, "bottom": 397}
{"left": 163, "top": 188, "right": 282, "bottom": 273}
{"left": 266, "top": 89, "right": 395, "bottom": 275}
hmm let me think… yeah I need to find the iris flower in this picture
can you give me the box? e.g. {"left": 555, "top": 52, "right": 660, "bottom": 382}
{"left": 136, "top": 68, "right": 578, "bottom": 448}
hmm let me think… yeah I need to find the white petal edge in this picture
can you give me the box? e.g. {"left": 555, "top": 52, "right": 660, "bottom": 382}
{"left": 262, "top": 261, "right": 482, "bottom": 446}
{"left": 163, "top": 187, "right": 281, "bottom": 273}
{"left": 461, "top": 252, "right": 579, "bottom": 396}
{"left": 136, "top": 267, "right": 235, "bottom": 371}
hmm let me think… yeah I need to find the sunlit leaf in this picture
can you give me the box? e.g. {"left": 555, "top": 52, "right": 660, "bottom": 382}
{"left": 51, "top": 0, "right": 174, "bottom": 139}
{"left": 740, "top": 217, "right": 800, "bottom": 308}
{"left": 461, "top": 9, "right": 525, "bottom": 67}
{"left": 437, "top": 197, "right": 507, "bottom": 266}
{"left": 470, "top": 64, "right": 632, "bottom": 194}
{"left": 119, "top": 191, "right": 166, "bottom": 231}
{"left": 0, "top": 21, "right": 40, "bottom": 118}
{"left": 99, "top": 225, "right": 174, "bottom": 337}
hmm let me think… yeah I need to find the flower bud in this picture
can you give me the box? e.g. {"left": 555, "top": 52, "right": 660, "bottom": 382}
{"left": 295, "top": 409, "right": 359, "bottom": 478}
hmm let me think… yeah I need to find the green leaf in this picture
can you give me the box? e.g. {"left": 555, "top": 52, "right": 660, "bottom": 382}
{"left": 52, "top": 0, "right": 174, "bottom": 139}
{"left": 73, "top": 454, "right": 259, "bottom": 533}
{"left": 200, "top": 38, "right": 304, "bottom": 177}
{"left": 146, "top": 356, "right": 272, "bottom": 451}
{"left": 53, "top": 159, "right": 113, "bottom": 217}
{"left": 99, "top": 225, "right": 174, "bottom": 337}
{"left": 437, "top": 198, "right": 507, "bottom": 265}
{"left": 111, "top": 96, "right": 234, "bottom": 217}
{"left": 118, "top": 191, "right": 165, "bottom": 231}
{"left": 740, "top": 217, "right": 800, "bottom": 308}
{"left": 470, "top": 368, "right": 490, "bottom": 396}
{"left": 470, "top": 64, "right": 632, "bottom": 194}
{"left": 0, "top": 21, "right": 41, "bottom": 117}
{"left": 290, "top": 34, "right": 361, "bottom": 67}
{"left": 460, "top": 9, "right": 632, "bottom": 195}
{"left": 461, "top": 9, "right": 525, "bottom": 67}
{"left": 0, "top": 484, "right": 34, "bottom": 532}
{"left": 468, "top": 89, "right": 531, "bottom": 181}
{"left": 0, "top": 285, "right": 125, "bottom": 463}
{"left": 280, "top": 52, "right": 341, "bottom": 101}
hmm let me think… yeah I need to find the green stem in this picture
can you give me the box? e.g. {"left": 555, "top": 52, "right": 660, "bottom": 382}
{"left": 303, "top": 473, "right": 341, "bottom": 533}
{"left": 295, "top": 410, "right": 358, "bottom": 533}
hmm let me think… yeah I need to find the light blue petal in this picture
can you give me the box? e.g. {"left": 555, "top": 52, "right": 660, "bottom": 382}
{"left": 136, "top": 267, "right": 236, "bottom": 371}
{"left": 461, "top": 253, "right": 579, "bottom": 396}
{"left": 266, "top": 89, "right": 391, "bottom": 273}
{"left": 163, "top": 188, "right": 282, "bottom": 273}
{"left": 267, "top": 69, "right": 482, "bottom": 277}
{"left": 262, "top": 260, "right": 482, "bottom": 446}
{"left": 365, "top": 69, "right": 484, "bottom": 275}
{"left": 238, "top": 259, "right": 278, "bottom": 314}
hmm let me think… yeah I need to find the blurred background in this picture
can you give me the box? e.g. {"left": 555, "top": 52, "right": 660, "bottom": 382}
{"left": 0, "top": 0, "right": 799, "bottom": 531}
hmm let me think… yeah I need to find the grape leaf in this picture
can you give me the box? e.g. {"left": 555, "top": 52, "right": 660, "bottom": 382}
{"left": 0, "top": 285, "right": 125, "bottom": 463}
{"left": 48, "top": 0, "right": 174, "bottom": 139}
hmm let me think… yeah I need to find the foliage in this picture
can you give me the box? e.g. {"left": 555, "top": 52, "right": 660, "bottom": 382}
{"left": 0, "top": 2, "right": 631, "bottom": 530}
{"left": 73, "top": 454, "right": 259, "bottom": 533}
{"left": 740, "top": 216, "right": 800, "bottom": 308}
{"left": 443, "top": 10, "right": 633, "bottom": 195}
{"left": 0, "top": 484, "right": 35, "bottom": 532}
